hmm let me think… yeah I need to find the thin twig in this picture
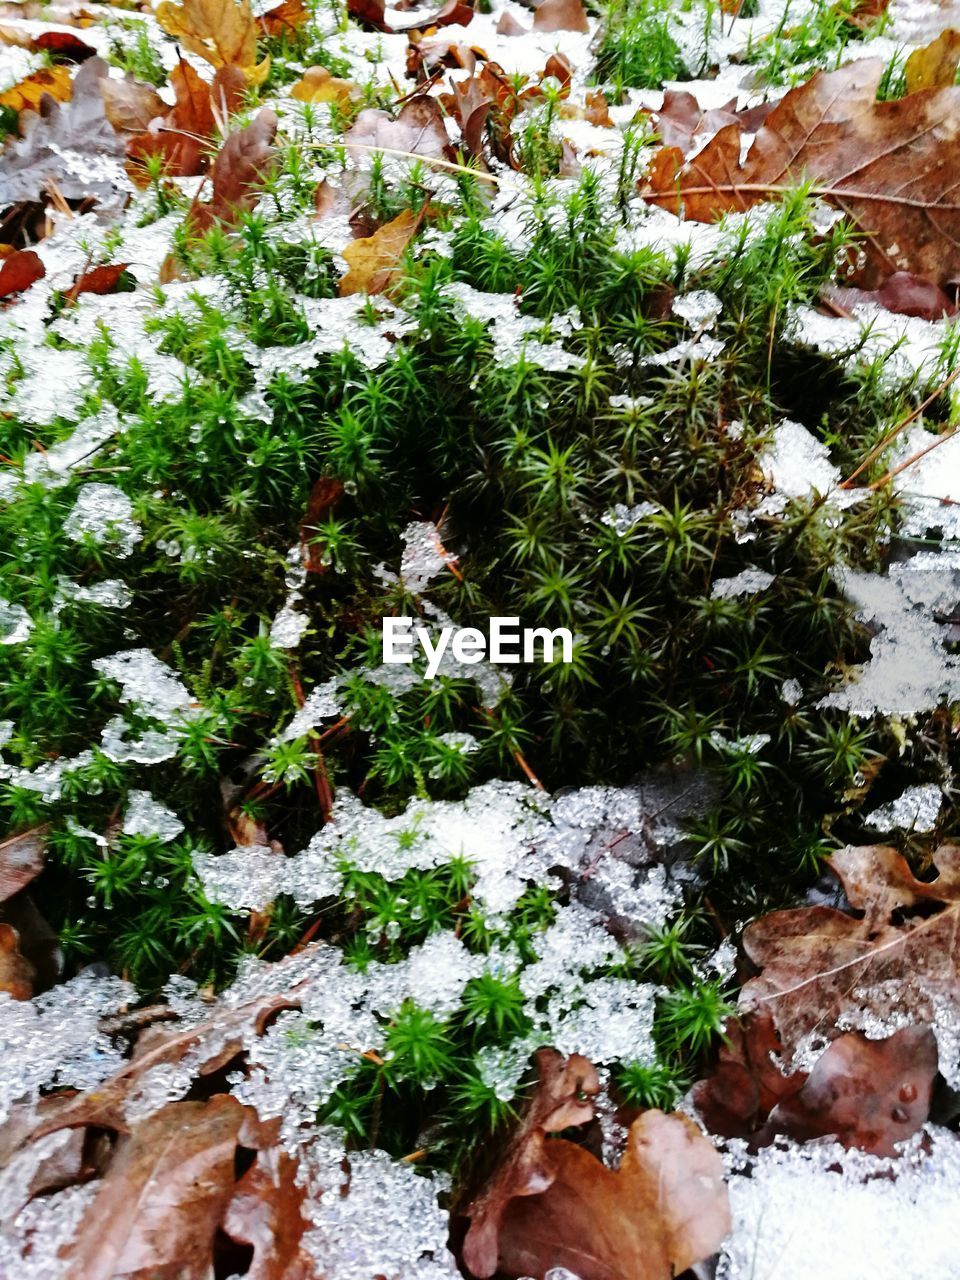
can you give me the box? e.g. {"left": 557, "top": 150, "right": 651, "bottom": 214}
{"left": 868, "top": 426, "right": 958, "bottom": 490}
{"left": 841, "top": 363, "right": 960, "bottom": 488}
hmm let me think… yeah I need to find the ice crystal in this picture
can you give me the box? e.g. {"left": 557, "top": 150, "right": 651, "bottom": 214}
{"left": 0, "top": 1184, "right": 98, "bottom": 1280}
{"left": 0, "top": 407, "right": 120, "bottom": 503}
{"left": 818, "top": 565, "right": 960, "bottom": 716}
{"left": 866, "top": 783, "right": 943, "bottom": 833}
{"left": 52, "top": 576, "right": 131, "bottom": 615}
{"left": 541, "top": 975, "right": 657, "bottom": 1066}
{"left": 711, "top": 568, "right": 776, "bottom": 599}
{"left": 63, "top": 484, "right": 142, "bottom": 558}
{"left": 99, "top": 715, "right": 180, "bottom": 765}
{"left": 600, "top": 502, "right": 658, "bottom": 535}
{"left": 282, "top": 677, "right": 343, "bottom": 740}
{"left": 400, "top": 520, "right": 450, "bottom": 592}
{"left": 0, "top": 601, "right": 32, "bottom": 645}
{"left": 672, "top": 289, "right": 723, "bottom": 329}
{"left": 92, "top": 649, "right": 197, "bottom": 721}
{"left": 0, "top": 973, "right": 134, "bottom": 1124}
{"left": 122, "top": 790, "right": 184, "bottom": 843}
{"left": 442, "top": 281, "right": 584, "bottom": 372}
{"left": 894, "top": 424, "right": 960, "bottom": 540}
{"left": 269, "top": 602, "right": 309, "bottom": 649}
{"left": 719, "top": 1128, "right": 960, "bottom": 1280}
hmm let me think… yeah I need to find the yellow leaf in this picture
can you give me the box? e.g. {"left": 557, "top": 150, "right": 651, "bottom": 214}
{"left": 339, "top": 208, "right": 422, "bottom": 297}
{"left": 0, "top": 63, "right": 72, "bottom": 112}
{"left": 904, "top": 28, "right": 960, "bottom": 92}
{"left": 155, "top": 0, "right": 261, "bottom": 72}
{"left": 291, "top": 65, "right": 357, "bottom": 105}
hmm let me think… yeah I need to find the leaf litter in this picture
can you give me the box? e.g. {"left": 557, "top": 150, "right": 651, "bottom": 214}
{"left": 3, "top": 0, "right": 960, "bottom": 1274}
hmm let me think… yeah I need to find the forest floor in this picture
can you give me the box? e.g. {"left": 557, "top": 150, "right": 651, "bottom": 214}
{"left": 2, "top": 0, "right": 960, "bottom": 1275}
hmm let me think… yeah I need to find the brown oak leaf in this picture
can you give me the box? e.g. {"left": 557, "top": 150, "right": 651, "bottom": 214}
{"left": 156, "top": 0, "right": 268, "bottom": 82}
{"left": 61, "top": 1097, "right": 250, "bottom": 1280}
{"left": 532, "top": 0, "right": 589, "bottom": 32}
{"left": 345, "top": 94, "right": 452, "bottom": 161}
{"left": 493, "top": 1110, "right": 730, "bottom": 1280}
{"left": 642, "top": 59, "right": 960, "bottom": 288}
{"left": 740, "top": 843, "right": 960, "bottom": 1073}
{"left": 185, "top": 107, "right": 278, "bottom": 238}
{"left": 338, "top": 204, "right": 426, "bottom": 295}
{"left": 0, "top": 249, "right": 44, "bottom": 300}
{"left": 0, "top": 827, "right": 45, "bottom": 901}
{"left": 462, "top": 1048, "right": 600, "bottom": 1279}
{"left": 904, "top": 27, "right": 960, "bottom": 91}
{"left": 128, "top": 60, "right": 245, "bottom": 181}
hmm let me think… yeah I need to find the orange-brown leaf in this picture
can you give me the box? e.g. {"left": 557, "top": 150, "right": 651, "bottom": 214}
{"left": 156, "top": 0, "right": 267, "bottom": 79}
{"left": 532, "top": 0, "right": 588, "bottom": 32}
{"left": 0, "top": 922, "right": 33, "bottom": 1000}
{"left": 186, "top": 106, "right": 278, "bottom": 237}
{"left": 338, "top": 205, "right": 424, "bottom": 296}
{"left": 258, "top": 0, "right": 309, "bottom": 35}
{"left": 0, "top": 248, "right": 44, "bottom": 300}
{"left": 0, "top": 63, "right": 72, "bottom": 111}
{"left": 740, "top": 843, "right": 960, "bottom": 1072}
{"left": 494, "top": 1110, "right": 730, "bottom": 1280}
{"left": 642, "top": 60, "right": 960, "bottom": 287}
{"left": 291, "top": 64, "right": 358, "bottom": 105}
{"left": 61, "top": 1097, "right": 248, "bottom": 1280}
{"left": 222, "top": 1145, "right": 314, "bottom": 1279}
{"left": 65, "top": 261, "right": 129, "bottom": 302}
{"left": 904, "top": 27, "right": 960, "bottom": 91}
{"left": 462, "top": 1049, "right": 600, "bottom": 1278}
{"left": 99, "top": 75, "right": 166, "bottom": 133}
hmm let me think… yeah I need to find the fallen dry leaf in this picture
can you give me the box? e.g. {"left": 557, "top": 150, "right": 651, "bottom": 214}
{"left": 904, "top": 27, "right": 960, "bottom": 91}
{"left": 0, "top": 63, "right": 72, "bottom": 111}
{"left": 258, "top": 0, "right": 309, "bottom": 35}
{"left": 185, "top": 107, "right": 278, "bottom": 238}
{"left": 693, "top": 1011, "right": 938, "bottom": 1155}
{"left": 767, "top": 1025, "right": 937, "bottom": 1157}
{"left": 0, "top": 247, "right": 44, "bottom": 298}
{"left": 99, "top": 75, "right": 166, "bottom": 133}
{"left": 0, "top": 826, "right": 46, "bottom": 900}
{"left": 0, "top": 57, "right": 125, "bottom": 208}
{"left": 532, "top": 0, "right": 588, "bottom": 33}
{"left": 0, "top": 921, "right": 33, "bottom": 999}
{"left": 222, "top": 1144, "right": 313, "bottom": 1278}
{"left": 156, "top": 0, "right": 268, "bottom": 81}
{"left": 644, "top": 88, "right": 773, "bottom": 155}
{"left": 61, "top": 1096, "right": 249, "bottom": 1280}
{"left": 462, "top": 1048, "right": 599, "bottom": 1278}
{"left": 128, "top": 61, "right": 245, "bottom": 180}
{"left": 64, "top": 261, "right": 129, "bottom": 302}
{"left": 338, "top": 204, "right": 425, "bottom": 296}
{"left": 291, "top": 64, "right": 358, "bottom": 105}
{"left": 345, "top": 94, "right": 452, "bottom": 161}
{"left": 642, "top": 59, "right": 960, "bottom": 287}
{"left": 821, "top": 270, "right": 957, "bottom": 320}
{"left": 740, "top": 843, "right": 960, "bottom": 1074}
{"left": 491, "top": 1110, "right": 730, "bottom": 1280}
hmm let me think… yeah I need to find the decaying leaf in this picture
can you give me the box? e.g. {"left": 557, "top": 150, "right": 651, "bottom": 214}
{"left": 642, "top": 60, "right": 960, "bottom": 287}
{"left": 821, "top": 270, "right": 957, "bottom": 320}
{"left": 258, "top": 0, "right": 309, "bottom": 35}
{"left": 0, "top": 247, "right": 45, "bottom": 301}
{"left": 693, "top": 1011, "right": 938, "bottom": 1156}
{"left": 462, "top": 1048, "right": 600, "bottom": 1279}
{"left": 0, "top": 921, "right": 34, "bottom": 999}
{"left": 221, "top": 1144, "right": 313, "bottom": 1278}
{"left": 0, "top": 826, "right": 46, "bottom": 901}
{"left": 345, "top": 94, "right": 452, "bottom": 161}
{"left": 491, "top": 1110, "right": 730, "bottom": 1280}
{"left": 532, "top": 0, "right": 589, "bottom": 32}
{"left": 127, "top": 60, "right": 245, "bottom": 180}
{"left": 741, "top": 843, "right": 960, "bottom": 1073}
{"left": 184, "top": 107, "right": 278, "bottom": 238}
{"left": 0, "top": 56, "right": 125, "bottom": 208}
{"left": 64, "top": 261, "right": 129, "bottom": 302}
{"left": 904, "top": 27, "right": 960, "bottom": 91}
{"left": 61, "top": 1097, "right": 249, "bottom": 1279}
{"left": 99, "top": 75, "right": 167, "bottom": 134}
{"left": 767, "top": 1025, "right": 937, "bottom": 1157}
{"left": 0, "top": 63, "right": 72, "bottom": 111}
{"left": 643, "top": 88, "right": 773, "bottom": 155}
{"left": 291, "top": 64, "right": 358, "bottom": 106}
{"left": 155, "top": 0, "right": 268, "bottom": 81}
{"left": 338, "top": 205, "right": 425, "bottom": 296}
